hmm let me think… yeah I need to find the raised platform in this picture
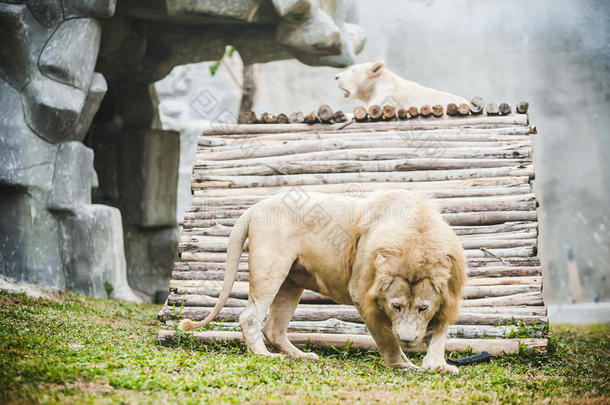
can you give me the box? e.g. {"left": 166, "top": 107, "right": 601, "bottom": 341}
{"left": 158, "top": 111, "right": 547, "bottom": 355}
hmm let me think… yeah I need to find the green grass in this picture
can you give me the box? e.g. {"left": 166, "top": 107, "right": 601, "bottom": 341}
{"left": 0, "top": 291, "right": 608, "bottom": 404}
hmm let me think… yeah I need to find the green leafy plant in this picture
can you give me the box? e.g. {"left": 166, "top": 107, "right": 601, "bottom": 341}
{"left": 103, "top": 281, "right": 114, "bottom": 299}
{"left": 209, "top": 46, "right": 236, "bottom": 76}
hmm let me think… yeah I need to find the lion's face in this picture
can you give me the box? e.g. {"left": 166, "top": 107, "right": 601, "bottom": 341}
{"left": 371, "top": 248, "right": 451, "bottom": 348}
{"left": 335, "top": 61, "right": 385, "bottom": 101}
{"left": 378, "top": 276, "right": 442, "bottom": 348}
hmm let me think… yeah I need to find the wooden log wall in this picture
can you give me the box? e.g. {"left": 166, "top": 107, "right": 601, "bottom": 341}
{"left": 158, "top": 107, "right": 547, "bottom": 355}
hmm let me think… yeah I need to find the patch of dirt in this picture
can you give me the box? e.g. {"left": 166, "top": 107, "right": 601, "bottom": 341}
{"left": 0, "top": 275, "right": 65, "bottom": 301}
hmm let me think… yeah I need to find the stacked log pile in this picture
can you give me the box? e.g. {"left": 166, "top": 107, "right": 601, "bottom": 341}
{"left": 238, "top": 98, "right": 529, "bottom": 126}
{"left": 158, "top": 107, "right": 547, "bottom": 355}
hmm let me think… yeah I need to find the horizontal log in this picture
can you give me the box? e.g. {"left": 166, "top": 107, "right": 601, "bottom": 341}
{"left": 172, "top": 260, "right": 541, "bottom": 279}
{"left": 289, "top": 111, "right": 304, "bottom": 123}
{"left": 172, "top": 270, "right": 250, "bottom": 282}
{"left": 179, "top": 228, "right": 537, "bottom": 252}
{"left": 157, "top": 329, "right": 547, "bottom": 355}
{"left": 183, "top": 194, "right": 537, "bottom": 223}
{"left": 277, "top": 113, "right": 289, "bottom": 124}
{"left": 200, "top": 114, "right": 528, "bottom": 136}
{"left": 442, "top": 211, "right": 537, "bottom": 226}
{"left": 464, "top": 284, "right": 540, "bottom": 298}
{"left": 466, "top": 265, "right": 541, "bottom": 277}
{"left": 178, "top": 246, "right": 535, "bottom": 263}
{"left": 186, "top": 186, "right": 534, "bottom": 212}
{"left": 173, "top": 261, "right": 249, "bottom": 272}
{"left": 467, "top": 256, "right": 540, "bottom": 267}
{"left": 487, "top": 103, "right": 499, "bottom": 115}
{"left": 460, "top": 292, "right": 544, "bottom": 307}
{"left": 194, "top": 157, "right": 532, "bottom": 177}
{"left": 170, "top": 266, "right": 541, "bottom": 287}
{"left": 163, "top": 318, "right": 544, "bottom": 339}
{"left": 470, "top": 97, "right": 484, "bottom": 115}
{"left": 458, "top": 305, "right": 546, "bottom": 316}
{"left": 168, "top": 290, "right": 544, "bottom": 311}
{"left": 383, "top": 105, "right": 396, "bottom": 120}
{"left": 182, "top": 220, "right": 536, "bottom": 241}
{"left": 458, "top": 104, "right": 470, "bottom": 116}
{"left": 179, "top": 237, "right": 536, "bottom": 253}
{"left": 466, "top": 276, "right": 541, "bottom": 286}
{"left": 451, "top": 221, "right": 537, "bottom": 236}
{"left": 353, "top": 106, "right": 368, "bottom": 121}
{"left": 499, "top": 103, "right": 512, "bottom": 115}
{"left": 158, "top": 305, "right": 547, "bottom": 326}
{"left": 191, "top": 183, "right": 532, "bottom": 204}
{"left": 170, "top": 277, "right": 545, "bottom": 308}
{"left": 192, "top": 166, "right": 534, "bottom": 189}
{"left": 368, "top": 105, "right": 382, "bottom": 120}
{"left": 182, "top": 212, "right": 537, "bottom": 231}
{"left": 196, "top": 144, "right": 532, "bottom": 164}
{"left": 447, "top": 103, "right": 458, "bottom": 116}
{"left": 193, "top": 176, "right": 531, "bottom": 198}
{"left": 304, "top": 111, "right": 317, "bottom": 124}
{"left": 167, "top": 280, "right": 539, "bottom": 302}
{"left": 213, "top": 126, "right": 531, "bottom": 145}
{"left": 182, "top": 212, "right": 538, "bottom": 233}
{"left": 317, "top": 104, "right": 333, "bottom": 122}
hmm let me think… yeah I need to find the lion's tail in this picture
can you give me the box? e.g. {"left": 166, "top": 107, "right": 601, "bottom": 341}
{"left": 179, "top": 208, "right": 250, "bottom": 332}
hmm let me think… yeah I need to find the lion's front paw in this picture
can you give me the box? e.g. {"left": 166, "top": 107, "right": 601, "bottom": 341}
{"left": 388, "top": 361, "right": 421, "bottom": 371}
{"left": 421, "top": 356, "right": 459, "bottom": 374}
{"left": 297, "top": 351, "right": 319, "bottom": 361}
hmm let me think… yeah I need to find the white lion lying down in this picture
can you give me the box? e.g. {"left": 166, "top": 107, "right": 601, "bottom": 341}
{"left": 336, "top": 61, "right": 468, "bottom": 108}
{"left": 180, "top": 190, "right": 467, "bottom": 373}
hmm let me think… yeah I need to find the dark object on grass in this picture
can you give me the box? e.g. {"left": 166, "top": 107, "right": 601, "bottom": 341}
{"left": 446, "top": 351, "right": 491, "bottom": 367}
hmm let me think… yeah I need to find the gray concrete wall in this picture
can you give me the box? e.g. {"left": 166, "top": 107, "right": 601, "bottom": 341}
{"left": 252, "top": 0, "right": 610, "bottom": 306}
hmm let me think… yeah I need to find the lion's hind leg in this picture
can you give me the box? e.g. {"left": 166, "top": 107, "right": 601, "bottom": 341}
{"left": 263, "top": 278, "right": 319, "bottom": 360}
{"left": 239, "top": 254, "right": 294, "bottom": 357}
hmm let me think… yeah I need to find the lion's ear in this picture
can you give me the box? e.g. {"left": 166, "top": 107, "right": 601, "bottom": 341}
{"left": 429, "top": 269, "right": 450, "bottom": 295}
{"left": 447, "top": 252, "right": 467, "bottom": 298}
{"left": 374, "top": 248, "right": 400, "bottom": 273}
{"left": 368, "top": 61, "right": 385, "bottom": 77}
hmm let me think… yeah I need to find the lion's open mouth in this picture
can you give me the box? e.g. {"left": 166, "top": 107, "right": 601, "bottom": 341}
{"left": 340, "top": 87, "right": 350, "bottom": 98}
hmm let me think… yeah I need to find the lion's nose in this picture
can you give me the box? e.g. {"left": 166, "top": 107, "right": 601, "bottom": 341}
{"left": 335, "top": 74, "right": 339, "bottom": 80}
{"left": 400, "top": 338, "right": 415, "bottom": 345}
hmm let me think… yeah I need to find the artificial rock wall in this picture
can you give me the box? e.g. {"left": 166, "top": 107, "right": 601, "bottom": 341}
{"left": 0, "top": 0, "right": 365, "bottom": 302}
{"left": 0, "top": 0, "right": 139, "bottom": 301}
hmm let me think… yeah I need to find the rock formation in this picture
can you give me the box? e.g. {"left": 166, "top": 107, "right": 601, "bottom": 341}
{"left": 0, "top": 0, "right": 365, "bottom": 302}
